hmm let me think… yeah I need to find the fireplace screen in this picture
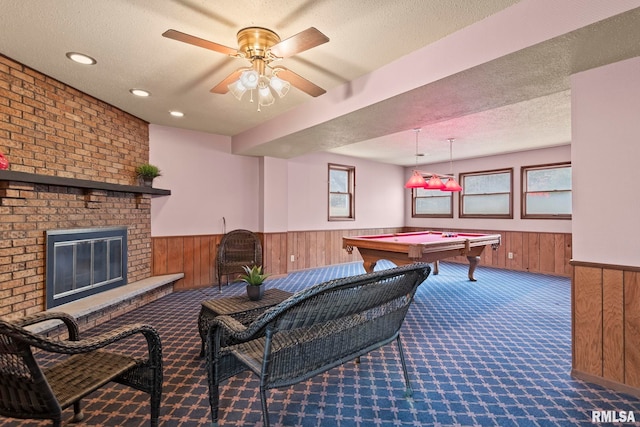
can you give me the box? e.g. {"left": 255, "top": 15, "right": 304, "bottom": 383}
{"left": 46, "top": 227, "right": 128, "bottom": 308}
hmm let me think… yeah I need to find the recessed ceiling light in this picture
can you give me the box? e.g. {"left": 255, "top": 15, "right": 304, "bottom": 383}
{"left": 65, "top": 52, "right": 97, "bottom": 65}
{"left": 130, "top": 89, "right": 151, "bottom": 97}
{"left": 169, "top": 111, "right": 184, "bottom": 117}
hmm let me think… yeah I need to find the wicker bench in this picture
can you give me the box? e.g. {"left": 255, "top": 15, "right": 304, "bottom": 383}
{"left": 0, "top": 312, "right": 162, "bottom": 426}
{"left": 205, "top": 263, "right": 431, "bottom": 427}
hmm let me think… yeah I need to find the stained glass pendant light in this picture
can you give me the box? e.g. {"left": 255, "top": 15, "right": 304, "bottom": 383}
{"left": 441, "top": 138, "right": 462, "bottom": 192}
{"left": 405, "top": 129, "right": 427, "bottom": 188}
{"left": 424, "top": 174, "right": 445, "bottom": 190}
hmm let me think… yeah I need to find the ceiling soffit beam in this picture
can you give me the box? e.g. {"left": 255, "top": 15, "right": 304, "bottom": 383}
{"left": 231, "top": 5, "right": 640, "bottom": 159}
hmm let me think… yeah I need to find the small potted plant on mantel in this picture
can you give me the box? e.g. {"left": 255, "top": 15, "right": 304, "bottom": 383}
{"left": 239, "top": 265, "right": 269, "bottom": 301}
{"left": 135, "top": 163, "right": 161, "bottom": 187}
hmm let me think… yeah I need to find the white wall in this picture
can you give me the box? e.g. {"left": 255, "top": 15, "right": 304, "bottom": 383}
{"left": 259, "top": 157, "right": 289, "bottom": 233}
{"left": 571, "top": 56, "right": 640, "bottom": 266}
{"left": 149, "top": 124, "right": 259, "bottom": 236}
{"left": 149, "top": 125, "right": 406, "bottom": 235}
{"left": 287, "top": 152, "right": 406, "bottom": 231}
{"left": 404, "top": 145, "right": 572, "bottom": 233}
{"left": 150, "top": 124, "right": 574, "bottom": 237}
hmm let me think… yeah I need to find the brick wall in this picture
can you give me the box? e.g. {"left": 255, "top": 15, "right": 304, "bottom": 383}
{"left": 0, "top": 54, "right": 153, "bottom": 319}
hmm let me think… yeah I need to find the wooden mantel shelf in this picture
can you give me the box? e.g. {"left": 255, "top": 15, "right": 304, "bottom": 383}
{"left": 0, "top": 170, "right": 171, "bottom": 196}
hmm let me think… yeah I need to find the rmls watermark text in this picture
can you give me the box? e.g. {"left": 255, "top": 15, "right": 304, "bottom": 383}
{"left": 591, "top": 410, "right": 636, "bottom": 423}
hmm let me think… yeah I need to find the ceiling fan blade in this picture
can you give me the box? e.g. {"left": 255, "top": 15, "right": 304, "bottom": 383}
{"left": 276, "top": 67, "right": 326, "bottom": 97}
{"left": 162, "top": 29, "right": 238, "bottom": 56}
{"left": 210, "top": 69, "right": 245, "bottom": 94}
{"left": 269, "top": 27, "right": 329, "bottom": 58}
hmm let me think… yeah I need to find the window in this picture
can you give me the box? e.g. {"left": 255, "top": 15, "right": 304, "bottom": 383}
{"left": 412, "top": 181, "right": 453, "bottom": 218}
{"left": 522, "top": 162, "right": 572, "bottom": 219}
{"left": 460, "top": 168, "right": 513, "bottom": 218}
{"left": 328, "top": 163, "right": 355, "bottom": 220}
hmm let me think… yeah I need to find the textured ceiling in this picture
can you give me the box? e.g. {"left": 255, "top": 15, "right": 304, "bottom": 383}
{"left": 1, "top": 1, "right": 640, "bottom": 166}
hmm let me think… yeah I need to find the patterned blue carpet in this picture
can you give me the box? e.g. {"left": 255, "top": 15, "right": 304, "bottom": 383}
{"left": 4, "top": 262, "right": 640, "bottom": 426}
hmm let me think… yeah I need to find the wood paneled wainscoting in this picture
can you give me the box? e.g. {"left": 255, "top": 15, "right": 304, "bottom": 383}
{"left": 404, "top": 228, "right": 572, "bottom": 277}
{"left": 152, "top": 228, "right": 571, "bottom": 290}
{"left": 152, "top": 235, "right": 221, "bottom": 291}
{"left": 151, "top": 228, "right": 404, "bottom": 290}
{"left": 571, "top": 261, "right": 640, "bottom": 398}
{"left": 283, "top": 227, "right": 405, "bottom": 272}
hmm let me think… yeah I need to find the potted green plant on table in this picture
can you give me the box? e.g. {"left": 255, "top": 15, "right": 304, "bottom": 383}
{"left": 135, "top": 163, "right": 162, "bottom": 187}
{"left": 239, "top": 265, "right": 269, "bottom": 301}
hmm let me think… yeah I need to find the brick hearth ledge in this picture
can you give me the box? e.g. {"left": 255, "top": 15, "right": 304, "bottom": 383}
{"left": 26, "top": 273, "right": 184, "bottom": 334}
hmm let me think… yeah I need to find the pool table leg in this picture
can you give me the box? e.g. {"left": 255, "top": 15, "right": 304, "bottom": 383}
{"left": 362, "top": 260, "right": 377, "bottom": 273}
{"left": 432, "top": 260, "right": 439, "bottom": 275}
{"left": 467, "top": 256, "right": 480, "bottom": 282}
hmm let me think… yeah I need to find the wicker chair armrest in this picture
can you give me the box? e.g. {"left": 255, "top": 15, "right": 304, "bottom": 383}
{"left": 14, "top": 311, "right": 80, "bottom": 341}
{"left": 211, "top": 286, "right": 323, "bottom": 344}
{"left": 13, "top": 322, "right": 161, "bottom": 360}
{"left": 210, "top": 314, "right": 275, "bottom": 347}
{"left": 211, "top": 315, "right": 249, "bottom": 339}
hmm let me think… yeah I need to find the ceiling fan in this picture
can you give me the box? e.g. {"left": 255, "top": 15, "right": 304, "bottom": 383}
{"left": 162, "top": 26, "right": 329, "bottom": 106}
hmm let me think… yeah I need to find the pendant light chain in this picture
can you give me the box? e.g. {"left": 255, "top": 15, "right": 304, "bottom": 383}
{"left": 448, "top": 138, "right": 454, "bottom": 175}
{"left": 404, "top": 128, "right": 428, "bottom": 188}
{"left": 414, "top": 128, "right": 421, "bottom": 167}
{"left": 443, "top": 138, "right": 462, "bottom": 192}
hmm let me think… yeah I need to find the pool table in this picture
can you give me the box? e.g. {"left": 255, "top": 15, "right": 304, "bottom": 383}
{"left": 343, "top": 231, "right": 501, "bottom": 281}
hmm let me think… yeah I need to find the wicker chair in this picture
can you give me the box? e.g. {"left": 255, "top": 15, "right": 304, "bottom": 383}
{"left": 215, "top": 229, "right": 262, "bottom": 291}
{"left": 206, "top": 263, "right": 431, "bottom": 427}
{"left": 0, "top": 312, "right": 163, "bottom": 426}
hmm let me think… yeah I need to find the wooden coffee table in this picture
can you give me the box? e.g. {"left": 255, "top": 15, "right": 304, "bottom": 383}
{"left": 197, "top": 288, "right": 292, "bottom": 356}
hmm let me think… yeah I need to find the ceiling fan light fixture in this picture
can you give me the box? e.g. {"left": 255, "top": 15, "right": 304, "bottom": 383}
{"left": 269, "top": 75, "right": 290, "bottom": 98}
{"left": 163, "top": 26, "right": 328, "bottom": 110}
{"left": 239, "top": 70, "right": 259, "bottom": 90}
{"left": 258, "top": 85, "right": 275, "bottom": 107}
{"left": 228, "top": 79, "right": 248, "bottom": 100}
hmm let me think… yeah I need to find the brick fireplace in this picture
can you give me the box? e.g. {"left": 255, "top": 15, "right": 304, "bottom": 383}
{"left": 0, "top": 54, "right": 170, "bottom": 321}
{"left": 45, "top": 226, "right": 128, "bottom": 308}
